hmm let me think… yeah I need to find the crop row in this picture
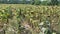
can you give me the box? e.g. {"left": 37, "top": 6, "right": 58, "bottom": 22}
{"left": 0, "top": 6, "right": 60, "bottom": 34}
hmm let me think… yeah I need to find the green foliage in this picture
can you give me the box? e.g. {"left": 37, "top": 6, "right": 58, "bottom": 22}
{"left": 33, "top": 0, "right": 41, "bottom": 5}
{"left": 50, "top": 0, "right": 58, "bottom": 5}
{"left": 0, "top": 0, "right": 59, "bottom": 5}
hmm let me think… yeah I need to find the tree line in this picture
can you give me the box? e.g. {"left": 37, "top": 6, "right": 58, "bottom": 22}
{"left": 0, "top": 0, "right": 59, "bottom": 5}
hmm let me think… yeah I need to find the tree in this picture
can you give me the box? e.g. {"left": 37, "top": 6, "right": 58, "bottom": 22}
{"left": 31, "top": 0, "right": 41, "bottom": 5}
{"left": 34, "top": 0, "right": 41, "bottom": 5}
{"left": 50, "top": 0, "right": 58, "bottom": 5}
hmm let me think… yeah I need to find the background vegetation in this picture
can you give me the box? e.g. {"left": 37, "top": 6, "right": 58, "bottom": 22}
{"left": 0, "top": 0, "right": 59, "bottom": 5}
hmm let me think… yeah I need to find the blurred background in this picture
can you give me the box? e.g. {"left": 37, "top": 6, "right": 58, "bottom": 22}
{"left": 0, "top": 0, "right": 60, "bottom": 34}
{"left": 0, "top": 0, "right": 59, "bottom": 5}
